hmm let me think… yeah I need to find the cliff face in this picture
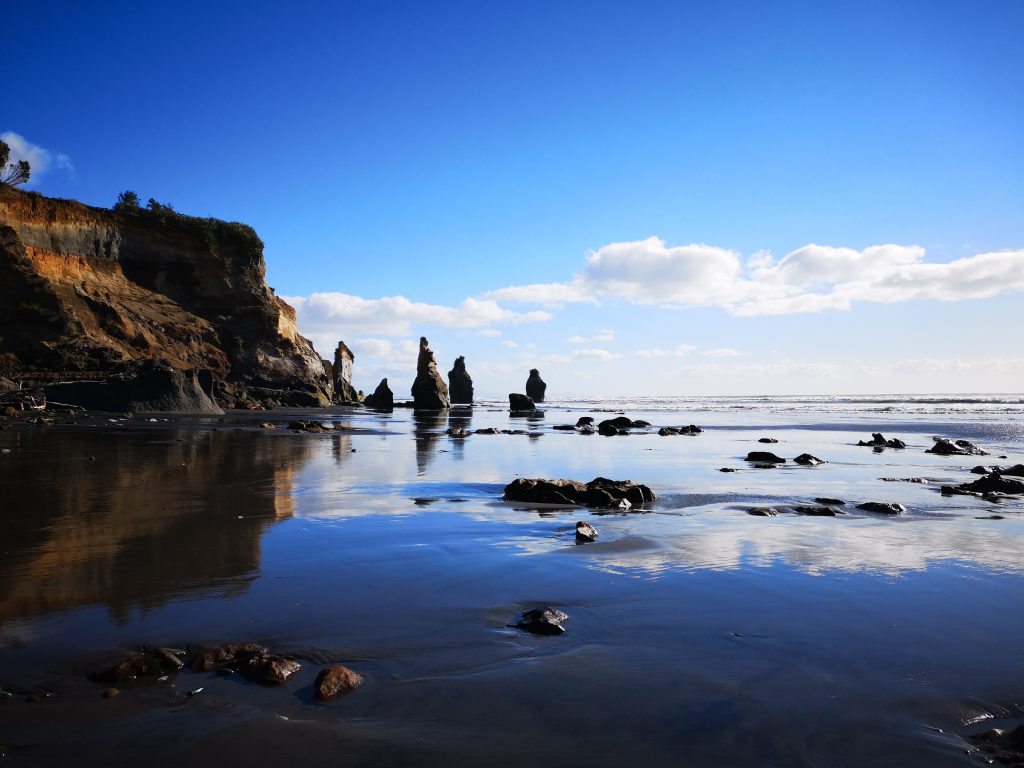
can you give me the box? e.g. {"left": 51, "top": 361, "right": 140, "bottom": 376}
{"left": 0, "top": 186, "right": 331, "bottom": 404}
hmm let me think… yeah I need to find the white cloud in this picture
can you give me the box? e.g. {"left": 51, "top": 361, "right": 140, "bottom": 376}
{"left": 571, "top": 348, "right": 622, "bottom": 361}
{"left": 1, "top": 131, "right": 73, "bottom": 185}
{"left": 477, "top": 329, "right": 502, "bottom": 337}
{"left": 702, "top": 348, "right": 742, "bottom": 358}
{"left": 487, "top": 237, "right": 1024, "bottom": 317}
{"left": 634, "top": 344, "right": 697, "bottom": 359}
{"left": 502, "top": 340, "right": 518, "bottom": 348}
{"left": 283, "top": 292, "right": 552, "bottom": 344}
{"left": 568, "top": 330, "right": 617, "bottom": 344}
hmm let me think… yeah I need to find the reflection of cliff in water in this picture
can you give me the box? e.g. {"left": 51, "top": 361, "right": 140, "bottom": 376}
{"left": 413, "top": 411, "right": 447, "bottom": 475}
{"left": 0, "top": 429, "right": 313, "bottom": 625}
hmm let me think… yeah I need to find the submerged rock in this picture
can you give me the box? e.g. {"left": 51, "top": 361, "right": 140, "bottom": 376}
{"left": 509, "top": 607, "right": 567, "bottom": 635}
{"left": 855, "top": 502, "right": 906, "bottom": 514}
{"left": 525, "top": 368, "right": 547, "bottom": 402}
{"left": 90, "top": 647, "right": 184, "bottom": 685}
{"left": 504, "top": 477, "right": 655, "bottom": 508}
{"left": 758, "top": 437, "right": 779, "bottom": 444}
{"left": 857, "top": 433, "right": 906, "bottom": 449}
{"left": 943, "top": 472, "right": 1024, "bottom": 496}
{"left": 747, "top": 507, "right": 780, "bottom": 517}
{"left": 447, "top": 356, "right": 474, "bottom": 404}
{"left": 970, "top": 723, "right": 1024, "bottom": 766}
{"left": 363, "top": 377, "right": 394, "bottom": 410}
{"left": 188, "top": 643, "right": 300, "bottom": 685}
{"left": 926, "top": 437, "right": 988, "bottom": 456}
{"left": 792, "top": 505, "right": 841, "bottom": 516}
{"left": 815, "top": 497, "right": 846, "bottom": 506}
{"left": 575, "top": 520, "right": 598, "bottom": 542}
{"left": 314, "top": 665, "right": 363, "bottom": 701}
{"left": 411, "top": 337, "right": 450, "bottom": 410}
{"left": 793, "top": 453, "right": 826, "bottom": 466}
{"left": 745, "top": 451, "right": 786, "bottom": 464}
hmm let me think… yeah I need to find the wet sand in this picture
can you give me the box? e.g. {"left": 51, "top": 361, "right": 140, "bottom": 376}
{"left": 1, "top": 401, "right": 1022, "bottom": 766}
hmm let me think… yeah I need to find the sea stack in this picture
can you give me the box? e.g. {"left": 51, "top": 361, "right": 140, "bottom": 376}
{"left": 525, "top": 368, "right": 546, "bottom": 402}
{"left": 332, "top": 340, "right": 358, "bottom": 403}
{"left": 411, "top": 337, "right": 450, "bottom": 410}
{"left": 363, "top": 377, "right": 394, "bottom": 410}
{"left": 448, "top": 356, "right": 474, "bottom": 404}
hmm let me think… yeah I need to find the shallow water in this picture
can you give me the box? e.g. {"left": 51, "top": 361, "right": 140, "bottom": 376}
{"left": 1, "top": 397, "right": 1022, "bottom": 766}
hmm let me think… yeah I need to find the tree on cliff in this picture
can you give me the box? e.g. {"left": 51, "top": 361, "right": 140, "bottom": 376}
{"left": 0, "top": 139, "right": 31, "bottom": 186}
{"left": 114, "top": 190, "right": 141, "bottom": 211}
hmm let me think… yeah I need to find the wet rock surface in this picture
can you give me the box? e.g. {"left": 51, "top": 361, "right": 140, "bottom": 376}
{"left": 509, "top": 607, "right": 568, "bottom": 635}
{"left": 659, "top": 425, "right": 702, "bottom": 436}
{"left": 758, "top": 437, "right": 779, "bottom": 443}
{"left": 792, "top": 505, "right": 841, "bottom": 516}
{"left": 747, "top": 507, "right": 780, "bottom": 517}
{"left": 926, "top": 437, "right": 988, "bottom": 456}
{"left": 857, "top": 433, "right": 906, "bottom": 449}
{"left": 970, "top": 723, "right": 1024, "bottom": 766}
{"left": 793, "top": 453, "right": 826, "bottom": 466}
{"left": 943, "top": 472, "right": 1024, "bottom": 496}
{"left": 745, "top": 451, "right": 786, "bottom": 463}
{"left": 504, "top": 477, "right": 656, "bottom": 508}
{"left": 314, "top": 665, "right": 363, "bottom": 701}
{"left": 815, "top": 497, "right": 846, "bottom": 506}
{"left": 575, "top": 520, "right": 598, "bottom": 542}
{"left": 188, "top": 643, "right": 300, "bottom": 685}
{"left": 855, "top": 502, "right": 906, "bottom": 514}
{"left": 90, "top": 647, "right": 184, "bottom": 684}
{"left": 508, "top": 393, "right": 535, "bottom": 412}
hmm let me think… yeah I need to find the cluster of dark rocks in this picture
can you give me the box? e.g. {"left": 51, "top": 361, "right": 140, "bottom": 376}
{"left": 747, "top": 499, "right": 907, "bottom": 518}
{"left": 88, "top": 642, "right": 362, "bottom": 702}
{"left": 927, "top": 437, "right": 989, "bottom": 456}
{"left": 857, "top": 433, "right": 907, "bottom": 449}
{"left": 504, "top": 476, "right": 655, "bottom": 508}
{"left": 743, "top": 451, "right": 826, "bottom": 467}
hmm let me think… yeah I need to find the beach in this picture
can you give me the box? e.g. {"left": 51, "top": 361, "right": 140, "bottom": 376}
{"left": 1, "top": 395, "right": 1022, "bottom": 766}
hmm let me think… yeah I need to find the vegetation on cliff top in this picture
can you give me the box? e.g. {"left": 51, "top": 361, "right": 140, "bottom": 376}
{"left": 0, "top": 139, "right": 31, "bottom": 186}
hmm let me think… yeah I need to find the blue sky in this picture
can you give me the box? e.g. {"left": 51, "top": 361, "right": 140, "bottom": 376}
{"left": 7, "top": 1, "right": 1024, "bottom": 395}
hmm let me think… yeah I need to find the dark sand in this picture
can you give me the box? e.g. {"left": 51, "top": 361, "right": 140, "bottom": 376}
{"left": 1, "top": 400, "right": 1022, "bottom": 766}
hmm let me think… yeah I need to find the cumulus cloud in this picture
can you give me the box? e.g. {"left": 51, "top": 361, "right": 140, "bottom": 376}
{"left": 1, "top": 131, "right": 73, "bottom": 185}
{"left": 283, "top": 291, "right": 552, "bottom": 340}
{"left": 487, "top": 237, "right": 1024, "bottom": 316}
{"left": 634, "top": 344, "right": 697, "bottom": 359}
{"left": 568, "top": 329, "right": 616, "bottom": 344}
{"left": 571, "top": 348, "right": 622, "bottom": 361}
{"left": 702, "top": 348, "right": 742, "bottom": 358}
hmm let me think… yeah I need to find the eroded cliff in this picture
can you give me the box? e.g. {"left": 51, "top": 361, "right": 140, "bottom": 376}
{"left": 0, "top": 186, "right": 331, "bottom": 405}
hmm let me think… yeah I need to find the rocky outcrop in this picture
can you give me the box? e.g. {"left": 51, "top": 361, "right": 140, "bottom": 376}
{"left": 0, "top": 187, "right": 331, "bottom": 406}
{"left": 509, "top": 393, "right": 535, "bottom": 412}
{"left": 926, "top": 437, "right": 988, "bottom": 456}
{"left": 857, "top": 433, "right": 906, "bottom": 449}
{"left": 42, "top": 363, "right": 221, "bottom": 413}
{"left": 525, "top": 368, "right": 546, "bottom": 402}
{"left": 363, "top": 377, "right": 394, "bottom": 410}
{"left": 410, "top": 336, "right": 450, "bottom": 409}
{"left": 447, "top": 356, "right": 473, "bottom": 404}
{"left": 332, "top": 341, "right": 358, "bottom": 403}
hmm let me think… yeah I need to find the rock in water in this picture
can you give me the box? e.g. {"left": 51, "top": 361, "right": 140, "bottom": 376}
{"left": 575, "top": 520, "right": 598, "bottom": 542}
{"left": 745, "top": 451, "right": 786, "bottom": 463}
{"left": 747, "top": 507, "right": 779, "bottom": 517}
{"left": 509, "top": 607, "right": 568, "bottom": 635}
{"left": 187, "top": 643, "right": 300, "bottom": 685}
{"left": 410, "top": 337, "right": 450, "bottom": 410}
{"left": 970, "top": 724, "right": 1024, "bottom": 766}
{"left": 525, "top": 368, "right": 547, "bottom": 402}
{"left": 504, "top": 477, "right": 655, "bottom": 508}
{"left": 314, "top": 665, "right": 363, "bottom": 701}
{"left": 856, "top": 502, "right": 907, "bottom": 514}
{"left": 447, "top": 356, "right": 474, "bottom": 404}
{"left": 509, "top": 393, "right": 535, "bottom": 412}
{"left": 926, "top": 437, "right": 989, "bottom": 456}
{"left": 793, "top": 453, "right": 826, "bottom": 466}
{"left": 332, "top": 340, "right": 358, "bottom": 403}
{"left": 363, "top": 377, "right": 394, "bottom": 410}
{"left": 90, "top": 647, "right": 184, "bottom": 684}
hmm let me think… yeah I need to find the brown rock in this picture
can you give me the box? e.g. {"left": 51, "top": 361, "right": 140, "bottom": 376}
{"left": 411, "top": 337, "right": 450, "bottom": 410}
{"left": 314, "top": 665, "right": 363, "bottom": 700}
{"left": 332, "top": 341, "right": 358, "bottom": 402}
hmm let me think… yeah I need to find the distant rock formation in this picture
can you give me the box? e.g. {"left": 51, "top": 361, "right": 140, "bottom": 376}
{"left": 525, "top": 368, "right": 546, "bottom": 402}
{"left": 411, "top": 337, "right": 450, "bottom": 409}
{"left": 363, "top": 377, "right": 394, "bottom": 410}
{"left": 448, "top": 356, "right": 473, "bottom": 404}
{"left": 332, "top": 341, "right": 358, "bottom": 402}
{"left": 0, "top": 186, "right": 331, "bottom": 406}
